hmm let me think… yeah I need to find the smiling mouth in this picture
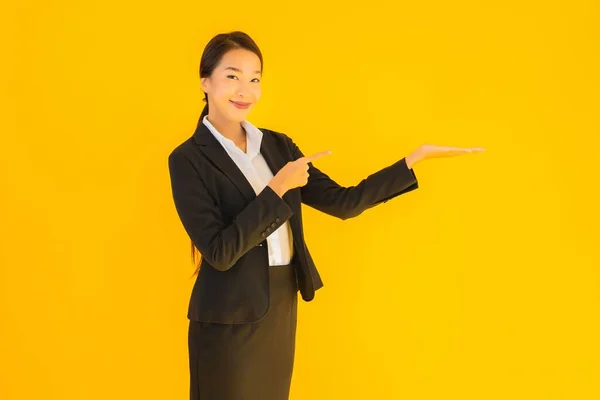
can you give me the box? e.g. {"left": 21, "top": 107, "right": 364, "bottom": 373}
{"left": 230, "top": 100, "right": 251, "bottom": 108}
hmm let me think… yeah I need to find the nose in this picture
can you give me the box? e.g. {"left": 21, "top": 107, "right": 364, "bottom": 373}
{"left": 236, "top": 81, "right": 253, "bottom": 99}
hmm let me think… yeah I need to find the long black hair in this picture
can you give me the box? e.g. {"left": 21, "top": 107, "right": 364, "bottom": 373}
{"left": 191, "top": 31, "right": 264, "bottom": 277}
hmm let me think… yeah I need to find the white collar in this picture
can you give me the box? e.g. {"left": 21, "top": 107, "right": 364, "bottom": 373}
{"left": 202, "top": 115, "right": 263, "bottom": 159}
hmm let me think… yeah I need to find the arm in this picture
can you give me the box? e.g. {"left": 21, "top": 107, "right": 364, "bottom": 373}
{"left": 288, "top": 138, "right": 419, "bottom": 220}
{"left": 168, "top": 150, "right": 294, "bottom": 271}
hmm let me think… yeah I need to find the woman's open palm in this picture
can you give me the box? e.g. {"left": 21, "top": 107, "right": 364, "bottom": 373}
{"left": 420, "top": 144, "right": 485, "bottom": 160}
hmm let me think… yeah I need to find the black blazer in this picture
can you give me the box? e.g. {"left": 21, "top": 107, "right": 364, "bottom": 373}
{"left": 168, "top": 116, "right": 419, "bottom": 323}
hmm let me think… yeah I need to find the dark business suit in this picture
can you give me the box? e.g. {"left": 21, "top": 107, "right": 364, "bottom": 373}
{"left": 169, "top": 115, "right": 419, "bottom": 399}
{"left": 168, "top": 117, "right": 419, "bottom": 325}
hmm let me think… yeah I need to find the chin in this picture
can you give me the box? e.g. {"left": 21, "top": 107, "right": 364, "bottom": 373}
{"left": 226, "top": 106, "right": 253, "bottom": 121}
{"left": 223, "top": 113, "right": 247, "bottom": 123}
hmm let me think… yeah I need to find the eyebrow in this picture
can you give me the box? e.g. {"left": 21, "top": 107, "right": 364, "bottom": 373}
{"left": 224, "top": 66, "right": 262, "bottom": 75}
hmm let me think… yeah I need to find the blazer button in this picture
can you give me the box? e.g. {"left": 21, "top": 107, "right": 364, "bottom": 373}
{"left": 275, "top": 217, "right": 281, "bottom": 223}
{"left": 271, "top": 222, "right": 277, "bottom": 228}
{"left": 261, "top": 232, "right": 267, "bottom": 238}
{"left": 266, "top": 227, "right": 271, "bottom": 233}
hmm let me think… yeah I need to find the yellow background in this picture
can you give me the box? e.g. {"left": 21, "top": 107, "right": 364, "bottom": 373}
{"left": 2, "top": 1, "right": 599, "bottom": 399}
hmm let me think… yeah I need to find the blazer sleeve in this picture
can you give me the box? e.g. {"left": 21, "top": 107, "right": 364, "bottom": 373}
{"left": 168, "top": 150, "right": 294, "bottom": 272}
{"left": 288, "top": 137, "right": 419, "bottom": 220}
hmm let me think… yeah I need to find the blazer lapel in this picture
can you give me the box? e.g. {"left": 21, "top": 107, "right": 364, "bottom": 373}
{"left": 258, "top": 128, "right": 293, "bottom": 202}
{"left": 192, "top": 117, "right": 256, "bottom": 202}
{"left": 258, "top": 127, "right": 304, "bottom": 251}
{"left": 191, "top": 116, "right": 294, "bottom": 206}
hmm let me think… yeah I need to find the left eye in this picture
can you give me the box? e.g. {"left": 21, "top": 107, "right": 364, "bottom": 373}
{"left": 227, "top": 75, "right": 260, "bottom": 83}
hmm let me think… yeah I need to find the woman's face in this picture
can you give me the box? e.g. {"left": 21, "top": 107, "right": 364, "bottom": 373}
{"left": 201, "top": 48, "right": 262, "bottom": 122}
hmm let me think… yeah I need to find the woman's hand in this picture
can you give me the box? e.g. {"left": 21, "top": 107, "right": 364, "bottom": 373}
{"left": 406, "top": 144, "right": 485, "bottom": 168}
{"left": 268, "top": 150, "right": 332, "bottom": 197}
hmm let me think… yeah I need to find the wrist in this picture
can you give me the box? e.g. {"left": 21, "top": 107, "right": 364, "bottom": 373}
{"left": 268, "top": 181, "right": 287, "bottom": 198}
{"left": 405, "top": 150, "right": 421, "bottom": 169}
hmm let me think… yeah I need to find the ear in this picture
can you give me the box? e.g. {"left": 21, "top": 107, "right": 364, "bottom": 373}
{"left": 200, "top": 77, "right": 209, "bottom": 94}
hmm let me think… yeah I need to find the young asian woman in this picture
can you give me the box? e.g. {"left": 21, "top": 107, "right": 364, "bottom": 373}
{"left": 167, "top": 30, "right": 485, "bottom": 400}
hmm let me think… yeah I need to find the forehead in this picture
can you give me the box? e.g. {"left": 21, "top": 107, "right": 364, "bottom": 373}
{"left": 217, "top": 48, "right": 262, "bottom": 74}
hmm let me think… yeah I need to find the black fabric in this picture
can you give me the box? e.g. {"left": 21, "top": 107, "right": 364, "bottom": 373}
{"left": 167, "top": 117, "right": 419, "bottom": 323}
{"left": 188, "top": 263, "right": 299, "bottom": 400}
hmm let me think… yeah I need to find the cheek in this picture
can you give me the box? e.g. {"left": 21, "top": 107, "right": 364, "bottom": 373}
{"left": 252, "top": 85, "right": 262, "bottom": 100}
{"left": 215, "top": 81, "right": 237, "bottom": 99}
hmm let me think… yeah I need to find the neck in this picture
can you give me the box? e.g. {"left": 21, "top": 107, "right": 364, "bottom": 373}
{"left": 206, "top": 112, "right": 246, "bottom": 143}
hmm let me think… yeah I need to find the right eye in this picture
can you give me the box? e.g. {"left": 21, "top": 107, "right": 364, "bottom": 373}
{"left": 227, "top": 75, "right": 239, "bottom": 80}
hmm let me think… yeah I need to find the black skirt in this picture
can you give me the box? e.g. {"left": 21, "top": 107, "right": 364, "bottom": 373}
{"left": 188, "top": 262, "right": 299, "bottom": 400}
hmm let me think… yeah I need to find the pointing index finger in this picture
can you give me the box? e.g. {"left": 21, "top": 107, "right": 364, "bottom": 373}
{"left": 302, "top": 150, "right": 332, "bottom": 163}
